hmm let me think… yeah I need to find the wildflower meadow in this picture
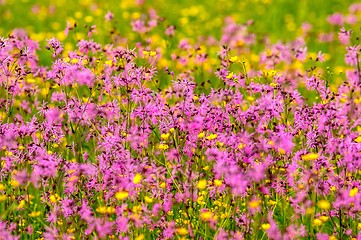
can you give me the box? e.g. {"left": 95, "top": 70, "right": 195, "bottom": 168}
{"left": 1, "top": 0, "right": 361, "bottom": 239}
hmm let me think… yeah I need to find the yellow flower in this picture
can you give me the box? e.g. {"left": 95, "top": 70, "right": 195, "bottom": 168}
{"left": 0, "top": 183, "right": 5, "bottom": 191}
{"left": 84, "top": 15, "right": 93, "bottom": 23}
{"left": 248, "top": 200, "right": 261, "bottom": 209}
{"left": 197, "top": 195, "right": 204, "bottom": 203}
{"left": 350, "top": 187, "right": 358, "bottom": 197}
{"left": 319, "top": 216, "right": 329, "bottom": 222}
{"left": 355, "top": 136, "right": 361, "bottom": 143}
{"left": 10, "top": 179, "right": 19, "bottom": 188}
{"left": 68, "top": 175, "right": 78, "bottom": 182}
{"left": 29, "top": 211, "right": 41, "bottom": 217}
{"left": 132, "top": 205, "right": 142, "bottom": 214}
{"left": 203, "top": 165, "right": 210, "bottom": 171}
{"left": 200, "top": 211, "right": 213, "bottom": 221}
{"left": 229, "top": 56, "right": 239, "bottom": 63}
{"left": 313, "top": 218, "right": 322, "bottom": 226}
{"left": 70, "top": 58, "right": 79, "bottom": 64}
{"left": 246, "top": 96, "right": 255, "bottom": 102}
{"left": 161, "top": 133, "right": 170, "bottom": 140}
{"left": 96, "top": 206, "right": 107, "bottom": 214}
{"left": 106, "top": 206, "right": 116, "bottom": 214}
{"left": 5, "top": 151, "right": 13, "bottom": 156}
{"left": 278, "top": 148, "right": 286, "bottom": 155}
{"left": 176, "top": 227, "right": 188, "bottom": 236}
{"left": 115, "top": 191, "right": 129, "bottom": 200}
{"left": 197, "top": 179, "right": 207, "bottom": 190}
{"left": 226, "top": 72, "right": 234, "bottom": 79}
{"left": 133, "top": 173, "right": 142, "bottom": 184}
{"left": 306, "top": 207, "right": 314, "bottom": 215}
{"left": 49, "top": 194, "right": 60, "bottom": 203}
{"left": 25, "top": 194, "right": 34, "bottom": 202}
{"left": 357, "top": 223, "right": 361, "bottom": 230}
{"left": 264, "top": 70, "right": 276, "bottom": 77}
{"left": 214, "top": 179, "right": 222, "bottom": 187}
{"left": 197, "top": 132, "right": 205, "bottom": 138}
{"left": 144, "top": 196, "right": 153, "bottom": 203}
{"left": 135, "top": 234, "right": 145, "bottom": 240}
{"left": 261, "top": 223, "right": 270, "bottom": 230}
{"left": 301, "top": 153, "right": 319, "bottom": 161}
{"left": 158, "top": 143, "right": 169, "bottom": 151}
{"left": 17, "top": 200, "right": 25, "bottom": 209}
{"left": 206, "top": 134, "right": 217, "bottom": 140}
{"left": 317, "top": 200, "right": 331, "bottom": 210}
{"left": 238, "top": 143, "right": 245, "bottom": 149}
{"left": 270, "top": 82, "right": 277, "bottom": 87}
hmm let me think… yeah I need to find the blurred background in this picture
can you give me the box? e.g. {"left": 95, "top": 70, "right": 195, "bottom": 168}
{"left": 0, "top": 0, "right": 359, "bottom": 91}
{"left": 0, "top": 0, "right": 357, "bottom": 44}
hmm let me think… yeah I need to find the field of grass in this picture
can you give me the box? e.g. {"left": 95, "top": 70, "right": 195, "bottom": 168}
{"left": 1, "top": 0, "right": 361, "bottom": 239}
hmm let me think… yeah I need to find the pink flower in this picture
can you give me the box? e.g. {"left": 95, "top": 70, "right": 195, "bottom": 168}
{"left": 46, "top": 38, "right": 63, "bottom": 57}
{"left": 317, "top": 51, "right": 325, "bottom": 62}
{"left": 318, "top": 32, "right": 334, "bottom": 42}
{"left": 345, "top": 45, "right": 360, "bottom": 66}
{"left": 165, "top": 26, "right": 175, "bottom": 37}
{"left": 131, "top": 19, "right": 147, "bottom": 33}
{"left": 327, "top": 13, "right": 344, "bottom": 26}
{"left": 64, "top": 21, "right": 74, "bottom": 36}
{"left": 105, "top": 11, "right": 114, "bottom": 21}
{"left": 338, "top": 27, "right": 352, "bottom": 45}
{"left": 295, "top": 47, "right": 307, "bottom": 61}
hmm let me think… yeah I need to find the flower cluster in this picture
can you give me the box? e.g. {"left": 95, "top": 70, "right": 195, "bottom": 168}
{"left": 1, "top": 1, "right": 361, "bottom": 240}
